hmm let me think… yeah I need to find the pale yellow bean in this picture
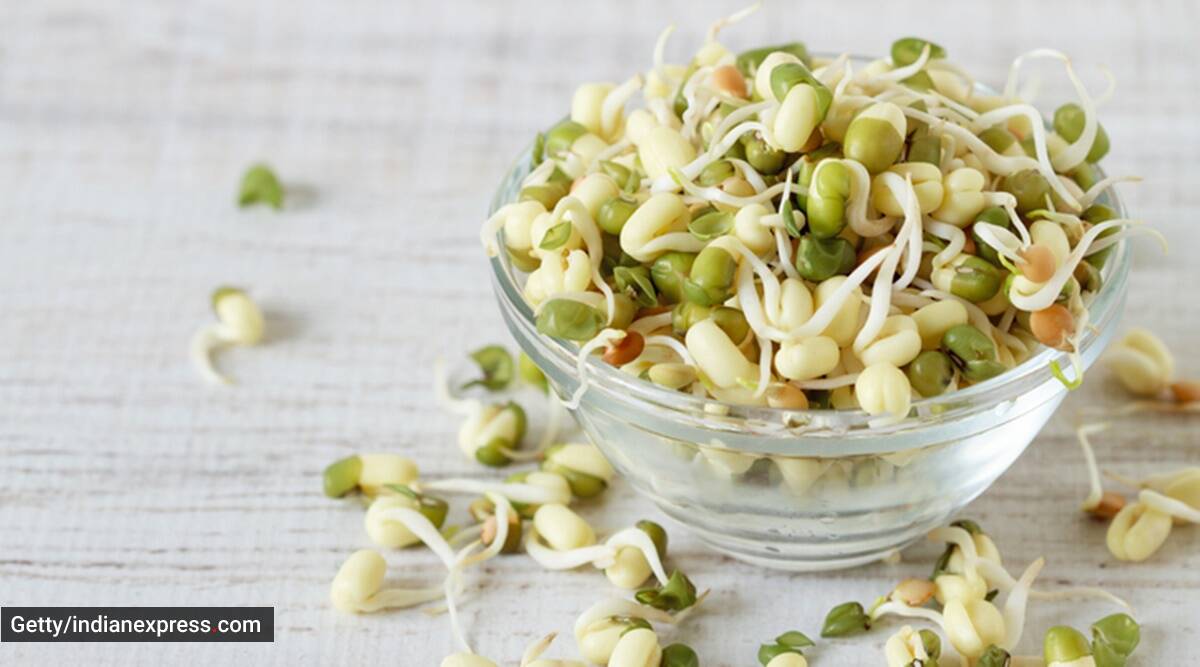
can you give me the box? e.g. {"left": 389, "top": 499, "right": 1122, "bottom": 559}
{"left": 775, "top": 457, "right": 828, "bottom": 496}
{"left": 912, "top": 300, "right": 969, "bottom": 349}
{"left": 686, "top": 319, "right": 760, "bottom": 388}
{"left": 524, "top": 249, "right": 592, "bottom": 305}
{"left": 457, "top": 403, "right": 522, "bottom": 459}
{"left": 364, "top": 495, "right": 421, "bottom": 549}
{"left": 604, "top": 546, "right": 653, "bottom": 589}
{"left": 214, "top": 289, "right": 266, "bottom": 345}
{"left": 571, "top": 82, "right": 615, "bottom": 139}
{"left": 1107, "top": 501, "right": 1172, "bottom": 561}
{"left": 330, "top": 549, "right": 386, "bottom": 613}
{"left": 547, "top": 443, "right": 615, "bottom": 482}
{"left": 943, "top": 598, "right": 1006, "bottom": 660}
{"left": 1107, "top": 328, "right": 1175, "bottom": 396}
{"left": 815, "top": 276, "right": 864, "bottom": 347}
{"left": 932, "top": 167, "right": 986, "bottom": 226}
{"left": 734, "top": 203, "right": 775, "bottom": 255}
{"left": 570, "top": 133, "right": 610, "bottom": 168}
{"left": 502, "top": 201, "right": 547, "bottom": 253}
{"left": 884, "top": 626, "right": 929, "bottom": 667}
{"left": 625, "top": 108, "right": 660, "bottom": 144}
{"left": 858, "top": 315, "right": 922, "bottom": 367}
{"left": 871, "top": 162, "right": 945, "bottom": 216}
{"left": 607, "top": 627, "right": 661, "bottom": 667}
{"left": 578, "top": 618, "right": 626, "bottom": 664}
{"left": 934, "top": 570, "right": 988, "bottom": 606}
{"left": 777, "top": 278, "right": 815, "bottom": 330}
{"left": 855, "top": 363, "right": 912, "bottom": 417}
{"left": 620, "top": 192, "right": 696, "bottom": 262}
{"left": 638, "top": 126, "right": 697, "bottom": 180}
{"left": 765, "top": 653, "right": 808, "bottom": 667}
{"left": 571, "top": 173, "right": 621, "bottom": 217}
{"left": 774, "top": 335, "right": 840, "bottom": 381}
{"left": 774, "top": 84, "right": 821, "bottom": 152}
{"left": 357, "top": 454, "right": 419, "bottom": 496}
{"left": 534, "top": 504, "right": 596, "bottom": 551}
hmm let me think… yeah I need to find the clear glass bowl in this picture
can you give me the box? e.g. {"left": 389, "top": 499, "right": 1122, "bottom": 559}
{"left": 486, "top": 147, "right": 1129, "bottom": 571}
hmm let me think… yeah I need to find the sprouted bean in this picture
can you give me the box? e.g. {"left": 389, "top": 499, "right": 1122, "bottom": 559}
{"left": 757, "top": 630, "right": 814, "bottom": 666}
{"left": 322, "top": 453, "right": 419, "bottom": 498}
{"left": 238, "top": 163, "right": 284, "bottom": 210}
{"left": 464, "top": 345, "right": 515, "bottom": 391}
{"left": 189, "top": 286, "right": 266, "bottom": 384}
{"left": 482, "top": 15, "right": 1160, "bottom": 417}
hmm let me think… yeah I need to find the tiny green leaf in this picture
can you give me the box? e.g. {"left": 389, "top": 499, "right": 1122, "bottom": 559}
{"left": 614, "top": 265, "right": 658, "bottom": 308}
{"left": 757, "top": 643, "right": 799, "bottom": 666}
{"left": 464, "top": 345, "right": 514, "bottom": 391}
{"left": 775, "top": 631, "right": 814, "bottom": 650}
{"left": 688, "top": 210, "right": 734, "bottom": 241}
{"left": 821, "top": 601, "right": 871, "bottom": 638}
{"left": 238, "top": 164, "right": 284, "bottom": 210}
{"left": 539, "top": 221, "right": 574, "bottom": 250}
{"left": 635, "top": 570, "right": 697, "bottom": 612}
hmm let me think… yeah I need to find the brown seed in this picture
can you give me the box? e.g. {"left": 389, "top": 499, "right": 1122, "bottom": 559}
{"left": 1088, "top": 491, "right": 1126, "bottom": 520}
{"left": 481, "top": 512, "right": 522, "bottom": 553}
{"left": 1170, "top": 380, "right": 1200, "bottom": 404}
{"left": 961, "top": 231, "right": 977, "bottom": 256}
{"left": 603, "top": 331, "right": 645, "bottom": 366}
{"left": 800, "top": 127, "right": 824, "bottom": 153}
{"left": 1019, "top": 243, "right": 1057, "bottom": 283}
{"left": 892, "top": 578, "right": 936, "bottom": 607}
{"left": 468, "top": 498, "right": 494, "bottom": 523}
{"left": 712, "top": 65, "right": 747, "bottom": 98}
{"left": 857, "top": 244, "right": 889, "bottom": 273}
{"left": 720, "top": 176, "right": 755, "bottom": 198}
{"left": 1030, "top": 304, "right": 1075, "bottom": 349}
{"left": 766, "top": 384, "right": 809, "bottom": 410}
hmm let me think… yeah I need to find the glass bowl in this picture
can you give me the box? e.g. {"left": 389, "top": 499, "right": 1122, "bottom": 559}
{"left": 486, "top": 145, "right": 1129, "bottom": 571}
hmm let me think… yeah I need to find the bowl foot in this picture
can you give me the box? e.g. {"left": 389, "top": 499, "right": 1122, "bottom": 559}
{"left": 655, "top": 502, "right": 934, "bottom": 572}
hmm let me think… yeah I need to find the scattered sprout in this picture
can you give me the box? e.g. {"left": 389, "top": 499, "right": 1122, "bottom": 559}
{"left": 238, "top": 163, "right": 284, "bottom": 210}
{"left": 189, "top": 286, "right": 266, "bottom": 385}
{"left": 464, "top": 345, "right": 514, "bottom": 391}
{"left": 821, "top": 601, "right": 871, "bottom": 637}
{"left": 635, "top": 570, "right": 697, "bottom": 612}
{"left": 757, "top": 630, "right": 813, "bottom": 665}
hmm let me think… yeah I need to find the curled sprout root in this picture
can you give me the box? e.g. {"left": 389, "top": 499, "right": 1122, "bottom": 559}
{"left": 189, "top": 287, "right": 265, "bottom": 385}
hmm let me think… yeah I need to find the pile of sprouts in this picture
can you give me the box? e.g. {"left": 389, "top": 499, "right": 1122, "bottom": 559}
{"left": 480, "top": 5, "right": 1162, "bottom": 421}
{"left": 315, "top": 336, "right": 1194, "bottom": 665}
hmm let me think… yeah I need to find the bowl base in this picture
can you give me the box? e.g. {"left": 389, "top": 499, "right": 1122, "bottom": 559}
{"left": 655, "top": 502, "right": 929, "bottom": 572}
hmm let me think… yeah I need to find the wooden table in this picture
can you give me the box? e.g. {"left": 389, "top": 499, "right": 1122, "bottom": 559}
{"left": 2, "top": 1, "right": 1196, "bottom": 663}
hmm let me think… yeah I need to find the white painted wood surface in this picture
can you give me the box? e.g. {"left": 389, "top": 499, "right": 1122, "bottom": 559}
{"left": 1, "top": 1, "right": 1197, "bottom": 663}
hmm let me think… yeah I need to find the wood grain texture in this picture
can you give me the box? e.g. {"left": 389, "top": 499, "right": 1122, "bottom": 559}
{"left": 0, "top": 0, "right": 1197, "bottom": 663}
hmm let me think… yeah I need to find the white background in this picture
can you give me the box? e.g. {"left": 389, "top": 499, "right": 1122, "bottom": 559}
{"left": 1, "top": 1, "right": 1197, "bottom": 664}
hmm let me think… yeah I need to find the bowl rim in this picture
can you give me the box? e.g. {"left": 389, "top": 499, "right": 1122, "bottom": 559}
{"left": 484, "top": 83, "right": 1131, "bottom": 435}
